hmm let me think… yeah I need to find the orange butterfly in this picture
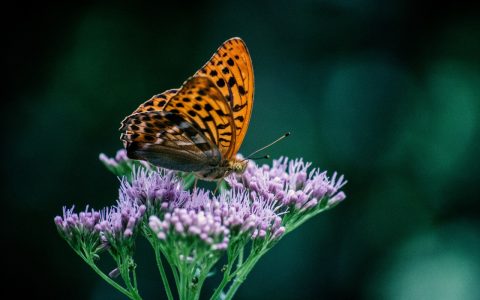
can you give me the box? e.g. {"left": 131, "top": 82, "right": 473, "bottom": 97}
{"left": 120, "top": 38, "right": 254, "bottom": 181}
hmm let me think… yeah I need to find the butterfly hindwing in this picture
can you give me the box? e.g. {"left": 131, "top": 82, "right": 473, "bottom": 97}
{"left": 120, "top": 111, "right": 221, "bottom": 172}
{"left": 195, "top": 37, "right": 254, "bottom": 158}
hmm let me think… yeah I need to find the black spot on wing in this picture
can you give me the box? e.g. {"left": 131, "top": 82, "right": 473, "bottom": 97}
{"left": 228, "top": 77, "right": 236, "bottom": 87}
{"left": 232, "top": 103, "right": 248, "bottom": 112}
{"left": 216, "top": 79, "right": 225, "bottom": 87}
{"left": 204, "top": 103, "right": 213, "bottom": 111}
{"left": 238, "top": 86, "right": 246, "bottom": 95}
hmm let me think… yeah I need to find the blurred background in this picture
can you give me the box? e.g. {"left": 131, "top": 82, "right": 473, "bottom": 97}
{"left": 4, "top": 1, "right": 480, "bottom": 299}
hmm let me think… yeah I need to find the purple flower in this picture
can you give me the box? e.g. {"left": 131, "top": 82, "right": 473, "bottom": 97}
{"left": 227, "top": 157, "right": 347, "bottom": 213}
{"left": 96, "top": 197, "right": 146, "bottom": 244}
{"left": 178, "top": 189, "right": 285, "bottom": 241}
{"left": 54, "top": 205, "right": 101, "bottom": 238}
{"left": 119, "top": 167, "right": 188, "bottom": 209}
{"left": 149, "top": 186, "right": 286, "bottom": 249}
{"left": 215, "top": 189, "right": 284, "bottom": 240}
{"left": 99, "top": 149, "right": 152, "bottom": 176}
{"left": 149, "top": 208, "right": 230, "bottom": 251}
{"left": 100, "top": 149, "right": 152, "bottom": 169}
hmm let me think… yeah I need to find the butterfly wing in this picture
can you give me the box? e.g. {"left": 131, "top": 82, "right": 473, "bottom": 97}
{"left": 130, "top": 89, "right": 179, "bottom": 114}
{"left": 161, "top": 76, "right": 236, "bottom": 159}
{"left": 119, "top": 37, "right": 253, "bottom": 172}
{"left": 195, "top": 37, "right": 254, "bottom": 158}
{"left": 120, "top": 111, "right": 221, "bottom": 172}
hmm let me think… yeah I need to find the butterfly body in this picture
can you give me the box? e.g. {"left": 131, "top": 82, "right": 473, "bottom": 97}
{"left": 194, "top": 157, "right": 248, "bottom": 181}
{"left": 120, "top": 38, "right": 254, "bottom": 181}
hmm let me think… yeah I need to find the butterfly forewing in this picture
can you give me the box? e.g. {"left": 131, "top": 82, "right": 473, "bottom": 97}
{"left": 195, "top": 37, "right": 254, "bottom": 158}
{"left": 162, "top": 76, "right": 236, "bottom": 158}
{"left": 130, "top": 89, "right": 179, "bottom": 114}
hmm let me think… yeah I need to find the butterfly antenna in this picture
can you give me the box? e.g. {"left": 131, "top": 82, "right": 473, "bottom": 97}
{"left": 246, "top": 132, "right": 290, "bottom": 159}
{"left": 250, "top": 154, "right": 271, "bottom": 161}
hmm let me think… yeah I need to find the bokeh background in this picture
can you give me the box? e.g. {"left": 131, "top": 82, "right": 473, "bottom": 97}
{"left": 5, "top": 1, "right": 480, "bottom": 299}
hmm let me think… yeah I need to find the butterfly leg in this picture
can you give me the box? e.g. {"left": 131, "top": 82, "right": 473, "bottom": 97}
{"left": 194, "top": 177, "right": 198, "bottom": 190}
{"left": 213, "top": 180, "right": 222, "bottom": 194}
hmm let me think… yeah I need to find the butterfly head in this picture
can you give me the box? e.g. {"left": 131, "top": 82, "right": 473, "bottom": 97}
{"left": 229, "top": 158, "right": 248, "bottom": 175}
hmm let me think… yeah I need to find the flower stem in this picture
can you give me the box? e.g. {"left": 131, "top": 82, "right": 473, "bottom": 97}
{"left": 209, "top": 244, "right": 243, "bottom": 300}
{"left": 78, "top": 251, "right": 133, "bottom": 299}
{"left": 223, "top": 247, "right": 269, "bottom": 300}
{"left": 69, "top": 241, "right": 135, "bottom": 299}
{"left": 154, "top": 247, "right": 175, "bottom": 300}
{"left": 88, "top": 261, "right": 134, "bottom": 299}
{"left": 118, "top": 256, "right": 142, "bottom": 300}
{"left": 144, "top": 230, "right": 175, "bottom": 300}
{"left": 285, "top": 206, "right": 330, "bottom": 234}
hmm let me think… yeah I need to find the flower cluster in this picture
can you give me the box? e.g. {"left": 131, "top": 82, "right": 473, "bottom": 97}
{"left": 227, "top": 157, "right": 347, "bottom": 213}
{"left": 54, "top": 201, "right": 146, "bottom": 254}
{"left": 149, "top": 209, "right": 230, "bottom": 251}
{"left": 55, "top": 150, "right": 347, "bottom": 300}
{"left": 147, "top": 187, "right": 286, "bottom": 249}
{"left": 119, "top": 167, "right": 186, "bottom": 210}
{"left": 189, "top": 189, "right": 285, "bottom": 240}
{"left": 96, "top": 198, "right": 146, "bottom": 246}
{"left": 54, "top": 206, "right": 102, "bottom": 245}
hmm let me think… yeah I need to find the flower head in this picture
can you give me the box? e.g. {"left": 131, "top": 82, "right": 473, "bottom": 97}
{"left": 149, "top": 207, "right": 230, "bottom": 251}
{"left": 227, "top": 157, "right": 347, "bottom": 213}
{"left": 55, "top": 206, "right": 101, "bottom": 235}
{"left": 96, "top": 197, "right": 146, "bottom": 247}
{"left": 119, "top": 167, "right": 188, "bottom": 210}
{"left": 54, "top": 206, "right": 102, "bottom": 248}
{"left": 214, "top": 189, "right": 284, "bottom": 240}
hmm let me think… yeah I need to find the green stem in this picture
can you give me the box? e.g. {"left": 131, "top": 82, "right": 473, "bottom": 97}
{"left": 154, "top": 246, "right": 175, "bottom": 300}
{"left": 223, "top": 247, "right": 269, "bottom": 300}
{"left": 169, "top": 257, "right": 181, "bottom": 293}
{"left": 69, "top": 241, "right": 134, "bottom": 300}
{"left": 210, "top": 246, "right": 243, "bottom": 300}
{"left": 179, "top": 265, "right": 187, "bottom": 300}
{"left": 132, "top": 263, "right": 138, "bottom": 290}
{"left": 119, "top": 258, "right": 142, "bottom": 300}
{"left": 237, "top": 247, "right": 244, "bottom": 268}
{"left": 143, "top": 224, "right": 177, "bottom": 300}
{"left": 80, "top": 253, "right": 133, "bottom": 299}
{"left": 195, "top": 269, "right": 209, "bottom": 300}
{"left": 210, "top": 262, "right": 233, "bottom": 300}
{"left": 223, "top": 259, "right": 257, "bottom": 300}
{"left": 285, "top": 207, "right": 329, "bottom": 234}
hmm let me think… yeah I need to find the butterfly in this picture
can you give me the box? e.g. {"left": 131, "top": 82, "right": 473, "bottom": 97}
{"left": 119, "top": 37, "right": 254, "bottom": 181}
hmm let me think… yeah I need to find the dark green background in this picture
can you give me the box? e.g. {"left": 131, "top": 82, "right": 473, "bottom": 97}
{"left": 5, "top": 1, "right": 480, "bottom": 299}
